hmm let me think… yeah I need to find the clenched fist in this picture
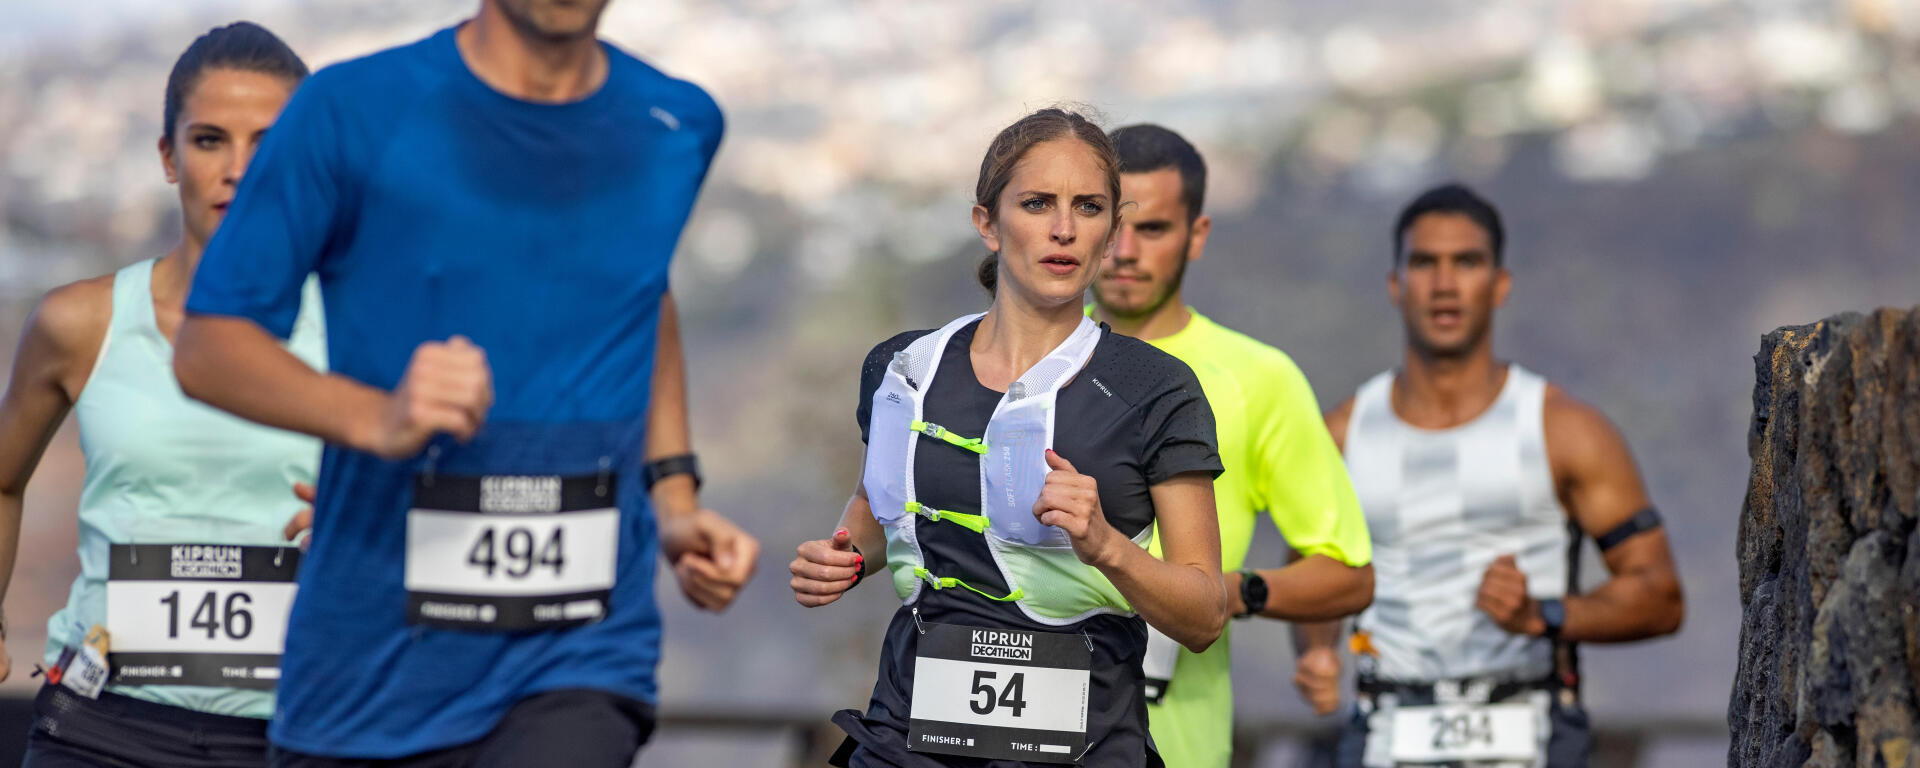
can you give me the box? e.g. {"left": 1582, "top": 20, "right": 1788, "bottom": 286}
{"left": 1293, "top": 646, "right": 1343, "bottom": 716}
{"left": 359, "top": 336, "right": 493, "bottom": 459}
{"left": 1033, "top": 449, "right": 1123, "bottom": 568}
{"left": 790, "top": 527, "right": 866, "bottom": 607}
{"left": 1475, "top": 554, "right": 1545, "bottom": 636}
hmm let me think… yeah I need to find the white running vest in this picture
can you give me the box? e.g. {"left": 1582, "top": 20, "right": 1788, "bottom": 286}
{"left": 1344, "top": 366, "right": 1570, "bottom": 682}
{"left": 863, "top": 313, "right": 1148, "bottom": 626}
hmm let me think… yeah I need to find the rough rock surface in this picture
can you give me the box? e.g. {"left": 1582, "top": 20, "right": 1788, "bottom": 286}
{"left": 1733, "top": 308, "right": 1920, "bottom": 768}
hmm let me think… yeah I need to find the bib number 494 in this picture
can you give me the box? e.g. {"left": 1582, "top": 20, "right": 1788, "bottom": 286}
{"left": 406, "top": 474, "right": 620, "bottom": 631}
{"left": 969, "top": 670, "right": 1027, "bottom": 717}
{"left": 466, "top": 526, "right": 565, "bottom": 579}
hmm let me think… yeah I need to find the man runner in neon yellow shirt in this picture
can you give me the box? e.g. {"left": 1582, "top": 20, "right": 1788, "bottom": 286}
{"left": 1092, "top": 124, "right": 1376, "bottom": 768}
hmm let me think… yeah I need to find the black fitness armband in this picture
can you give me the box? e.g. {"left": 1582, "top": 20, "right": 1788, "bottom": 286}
{"left": 1595, "top": 506, "right": 1663, "bottom": 551}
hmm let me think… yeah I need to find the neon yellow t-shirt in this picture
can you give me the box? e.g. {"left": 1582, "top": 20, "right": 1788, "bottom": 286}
{"left": 1138, "top": 309, "right": 1372, "bottom": 768}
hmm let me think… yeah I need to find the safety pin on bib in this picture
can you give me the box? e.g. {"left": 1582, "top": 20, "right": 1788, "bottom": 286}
{"left": 596, "top": 456, "right": 612, "bottom": 499}
{"left": 912, "top": 607, "right": 926, "bottom": 635}
{"left": 422, "top": 445, "right": 442, "bottom": 487}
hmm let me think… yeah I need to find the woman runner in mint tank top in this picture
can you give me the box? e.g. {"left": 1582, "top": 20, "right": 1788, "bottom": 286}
{"left": 0, "top": 22, "right": 320, "bottom": 768}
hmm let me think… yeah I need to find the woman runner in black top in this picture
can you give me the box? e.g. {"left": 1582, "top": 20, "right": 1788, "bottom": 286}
{"left": 790, "top": 109, "right": 1229, "bottom": 767}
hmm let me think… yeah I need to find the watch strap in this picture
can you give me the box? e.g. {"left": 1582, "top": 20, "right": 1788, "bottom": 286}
{"left": 643, "top": 454, "right": 703, "bottom": 492}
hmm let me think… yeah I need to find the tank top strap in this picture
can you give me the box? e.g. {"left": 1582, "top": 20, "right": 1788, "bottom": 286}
{"left": 1348, "top": 369, "right": 1397, "bottom": 443}
{"left": 1504, "top": 364, "right": 1548, "bottom": 435}
{"left": 114, "top": 259, "right": 156, "bottom": 332}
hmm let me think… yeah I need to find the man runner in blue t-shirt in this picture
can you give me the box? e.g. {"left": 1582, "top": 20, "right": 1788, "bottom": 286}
{"left": 172, "top": 1, "right": 759, "bottom": 765}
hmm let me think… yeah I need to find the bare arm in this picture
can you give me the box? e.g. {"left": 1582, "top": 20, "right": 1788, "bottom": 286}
{"left": 1065, "top": 468, "right": 1226, "bottom": 653}
{"left": 1231, "top": 555, "right": 1374, "bottom": 621}
{"left": 1233, "top": 388, "right": 1372, "bottom": 622}
{"left": 1547, "top": 389, "right": 1684, "bottom": 641}
{"left": 648, "top": 292, "right": 759, "bottom": 612}
{"left": 1291, "top": 398, "right": 1357, "bottom": 714}
{"left": 1476, "top": 388, "right": 1684, "bottom": 642}
{"left": 644, "top": 293, "right": 697, "bottom": 522}
{"left": 175, "top": 315, "right": 383, "bottom": 449}
{"left": 0, "top": 280, "right": 112, "bottom": 680}
{"left": 175, "top": 314, "right": 490, "bottom": 459}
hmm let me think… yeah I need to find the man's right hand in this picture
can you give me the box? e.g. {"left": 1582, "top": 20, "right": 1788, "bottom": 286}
{"left": 357, "top": 336, "right": 493, "bottom": 459}
{"left": 790, "top": 528, "right": 865, "bottom": 607}
{"left": 1294, "top": 646, "right": 1343, "bottom": 716}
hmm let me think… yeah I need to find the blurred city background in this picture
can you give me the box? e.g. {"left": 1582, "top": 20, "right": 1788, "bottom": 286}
{"left": 5, "top": 0, "right": 1920, "bottom": 765}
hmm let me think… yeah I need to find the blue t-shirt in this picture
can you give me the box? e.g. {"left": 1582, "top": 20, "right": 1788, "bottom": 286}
{"left": 186, "top": 26, "right": 722, "bottom": 758}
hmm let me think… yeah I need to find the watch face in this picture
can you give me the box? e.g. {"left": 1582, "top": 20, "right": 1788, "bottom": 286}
{"left": 1243, "top": 572, "right": 1268, "bottom": 609}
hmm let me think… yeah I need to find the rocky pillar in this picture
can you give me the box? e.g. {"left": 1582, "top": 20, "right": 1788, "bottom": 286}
{"left": 1733, "top": 308, "right": 1920, "bottom": 768}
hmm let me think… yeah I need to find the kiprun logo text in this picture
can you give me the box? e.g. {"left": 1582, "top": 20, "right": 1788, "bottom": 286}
{"left": 970, "top": 628, "right": 1035, "bottom": 661}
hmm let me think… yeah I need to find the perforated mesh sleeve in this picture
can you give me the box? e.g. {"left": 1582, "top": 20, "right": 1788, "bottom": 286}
{"left": 856, "top": 330, "right": 932, "bottom": 444}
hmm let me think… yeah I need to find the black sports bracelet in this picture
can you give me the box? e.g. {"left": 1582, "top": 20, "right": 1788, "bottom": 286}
{"left": 848, "top": 544, "right": 867, "bottom": 589}
{"left": 642, "top": 454, "right": 702, "bottom": 491}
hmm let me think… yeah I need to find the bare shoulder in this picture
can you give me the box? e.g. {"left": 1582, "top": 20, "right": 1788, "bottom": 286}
{"left": 19, "top": 274, "right": 115, "bottom": 392}
{"left": 1541, "top": 383, "right": 1634, "bottom": 474}
{"left": 1324, "top": 396, "right": 1357, "bottom": 453}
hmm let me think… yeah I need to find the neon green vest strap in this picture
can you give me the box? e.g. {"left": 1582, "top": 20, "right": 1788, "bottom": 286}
{"left": 912, "top": 566, "right": 1025, "bottom": 602}
{"left": 904, "top": 501, "right": 989, "bottom": 533}
{"left": 910, "top": 420, "right": 987, "bottom": 454}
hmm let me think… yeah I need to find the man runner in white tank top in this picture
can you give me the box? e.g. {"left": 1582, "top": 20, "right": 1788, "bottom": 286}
{"left": 1297, "top": 184, "right": 1685, "bottom": 768}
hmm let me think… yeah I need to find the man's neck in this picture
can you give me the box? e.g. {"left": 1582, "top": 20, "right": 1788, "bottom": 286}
{"left": 458, "top": 8, "right": 607, "bottom": 103}
{"left": 1095, "top": 293, "right": 1193, "bottom": 341}
{"left": 1392, "top": 342, "right": 1507, "bottom": 430}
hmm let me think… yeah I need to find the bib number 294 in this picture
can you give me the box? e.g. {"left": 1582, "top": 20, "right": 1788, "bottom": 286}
{"left": 406, "top": 474, "right": 619, "bottom": 632}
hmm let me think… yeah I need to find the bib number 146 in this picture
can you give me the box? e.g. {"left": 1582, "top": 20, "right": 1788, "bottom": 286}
{"left": 158, "top": 590, "right": 253, "bottom": 641}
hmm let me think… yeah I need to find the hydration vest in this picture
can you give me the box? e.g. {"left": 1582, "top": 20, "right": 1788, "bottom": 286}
{"left": 862, "top": 313, "right": 1148, "bottom": 626}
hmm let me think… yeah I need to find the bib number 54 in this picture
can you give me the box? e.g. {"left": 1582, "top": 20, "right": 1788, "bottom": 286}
{"left": 969, "top": 670, "right": 1028, "bottom": 717}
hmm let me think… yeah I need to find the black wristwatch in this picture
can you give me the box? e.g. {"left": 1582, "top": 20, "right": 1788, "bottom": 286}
{"left": 1537, "top": 598, "right": 1566, "bottom": 640}
{"left": 642, "top": 454, "right": 702, "bottom": 491}
{"left": 1236, "top": 570, "right": 1269, "bottom": 618}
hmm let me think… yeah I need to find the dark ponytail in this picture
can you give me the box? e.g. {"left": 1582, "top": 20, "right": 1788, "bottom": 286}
{"left": 977, "top": 254, "right": 999, "bottom": 293}
{"left": 164, "top": 21, "right": 309, "bottom": 143}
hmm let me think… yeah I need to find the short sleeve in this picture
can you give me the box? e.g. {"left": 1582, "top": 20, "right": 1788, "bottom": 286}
{"left": 185, "top": 71, "right": 349, "bottom": 339}
{"left": 1252, "top": 354, "right": 1373, "bottom": 566}
{"left": 855, "top": 331, "right": 925, "bottom": 444}
{"left": 1142, "top": 365, "right": 1224, "bottom": 484}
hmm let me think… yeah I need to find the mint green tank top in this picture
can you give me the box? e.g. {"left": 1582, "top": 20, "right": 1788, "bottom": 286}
{"left": 45, "top": 258, "right": 326, "bottom": 718}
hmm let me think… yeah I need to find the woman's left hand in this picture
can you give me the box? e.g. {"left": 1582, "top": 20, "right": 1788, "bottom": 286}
{"left": 1033, "top": 449, "right": 1121, "bottom": 567}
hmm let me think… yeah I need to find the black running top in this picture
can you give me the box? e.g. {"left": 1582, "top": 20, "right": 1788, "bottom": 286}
{"left": 834, "top": 319, "right": 1221, "bottom": 767}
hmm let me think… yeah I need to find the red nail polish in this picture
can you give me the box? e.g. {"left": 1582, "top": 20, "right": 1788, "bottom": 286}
{"left": 835, "top": 528, "right": 848, "bottom": 537}
{"left": 1046, "top": 449, "right": 1056, "bottom": 455}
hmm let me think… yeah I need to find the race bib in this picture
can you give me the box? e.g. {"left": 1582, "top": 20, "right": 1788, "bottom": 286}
{"left": 1389, "top": 701, "right": 1539, "bottom": 763}
{"left": 908, "top": 622, "right": 1091, "bottom": 764}
{"left": 105, "top": 544, "right": 300, "bottom": 690}
{"left": 405, "top": 474, "right": 618, "bottom": 631}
